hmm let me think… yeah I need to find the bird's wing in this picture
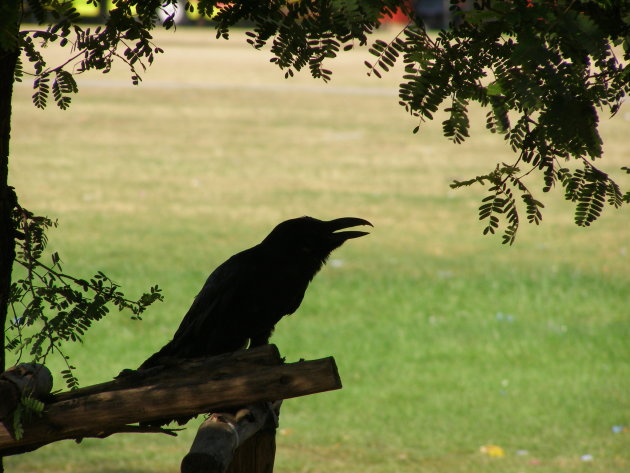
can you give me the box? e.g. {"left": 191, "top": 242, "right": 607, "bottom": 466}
{"left": 165, "top": 249, "right": 264, "bottom": 357}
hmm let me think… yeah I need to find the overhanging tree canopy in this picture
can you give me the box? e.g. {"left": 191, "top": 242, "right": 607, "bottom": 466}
{"left": 6, "top": 1, "right": 629, "bottom": 242}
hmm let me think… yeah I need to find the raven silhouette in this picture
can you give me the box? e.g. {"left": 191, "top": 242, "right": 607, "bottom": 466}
{"left": 140, "top": 216, "right": 371, "bottom": 369}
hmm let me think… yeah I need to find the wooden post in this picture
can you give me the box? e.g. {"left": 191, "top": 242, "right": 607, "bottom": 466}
{"left": 0, "top": 364, "right": 53, "bottom": 422}
{"left": 225, "top": 420, "right": 277, "bottom": 473}
{"left": 0, "top": 381, "right": 19, "bottom": 422}
{"left": 181, "top": 402, "right": 280, "bottom": 473}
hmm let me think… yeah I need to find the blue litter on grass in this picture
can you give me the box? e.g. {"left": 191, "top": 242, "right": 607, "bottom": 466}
{"left": 495, "top": 312, "right": 515, "bottom": 322}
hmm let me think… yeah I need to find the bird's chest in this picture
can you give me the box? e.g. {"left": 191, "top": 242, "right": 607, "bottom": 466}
{"left": 257, "top": 256, "right": 318, "bottom": 313}
{"left": 266, "top": 266, "right": 309, "bottom": 297}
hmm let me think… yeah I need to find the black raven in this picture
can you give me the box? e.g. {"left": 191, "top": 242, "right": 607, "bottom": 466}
{"left": 140, "top": 216, "right": 371, "bottom": 369}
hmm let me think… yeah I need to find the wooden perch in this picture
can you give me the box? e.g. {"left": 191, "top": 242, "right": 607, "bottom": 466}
{"left": 0, "top": 345, "right": 342, "bottom": 456}
{"left": 53, "top": 344, "right": 284, "bottom": 402}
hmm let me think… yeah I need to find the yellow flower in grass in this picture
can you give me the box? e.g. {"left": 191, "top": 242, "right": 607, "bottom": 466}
{"left": 480, "top": 445, "right": 506, "bottom": 458}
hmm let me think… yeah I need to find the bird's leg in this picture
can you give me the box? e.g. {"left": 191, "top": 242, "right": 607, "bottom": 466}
{"left": 248, "top": 327, "right": 274, "bottom": 348}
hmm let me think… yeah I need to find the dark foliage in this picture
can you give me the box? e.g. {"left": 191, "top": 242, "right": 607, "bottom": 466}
{"left": 364, "top": 0, "right": 629, "bottom": 243}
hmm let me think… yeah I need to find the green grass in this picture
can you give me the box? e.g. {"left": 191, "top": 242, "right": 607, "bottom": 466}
{"left": 6, "top": 27, "right": 630, "bottom": 473}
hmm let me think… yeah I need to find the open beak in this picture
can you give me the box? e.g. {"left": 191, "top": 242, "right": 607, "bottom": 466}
{"left": 326, "top": 217, "right": 373, "bottom": 242}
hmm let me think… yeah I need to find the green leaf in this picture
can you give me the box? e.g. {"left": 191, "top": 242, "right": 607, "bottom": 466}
{"left": 486, "top": 82, "right": 503, "bottom": 97}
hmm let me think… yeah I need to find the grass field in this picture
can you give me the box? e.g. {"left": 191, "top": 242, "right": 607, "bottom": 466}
{"left": 5, "top": 27, "right": 630, "bottom": 473}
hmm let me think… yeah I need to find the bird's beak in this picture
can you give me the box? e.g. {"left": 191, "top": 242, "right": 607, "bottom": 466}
{"left": 326, "top": 217, "right": 373, "bottom": 241}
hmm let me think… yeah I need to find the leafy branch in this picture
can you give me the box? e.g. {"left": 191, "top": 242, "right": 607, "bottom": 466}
{"left": 364, "top": 0, "right": 629, "bottom": 242}
{"left": 17, "top": 0, "right": 171, "bottom": 108}
{"left": 210, "top": 0, "right": 404, "bottom": 81}
{"left": 6, "top": 202, "right": 163, "bottom": 389}
{"left": 12, "top": 395, "right": 45, "bottom": 441}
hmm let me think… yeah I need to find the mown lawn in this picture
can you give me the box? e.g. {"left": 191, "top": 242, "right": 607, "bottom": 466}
{"left": 5, "top": 27, "right": 630, "bottom": 473}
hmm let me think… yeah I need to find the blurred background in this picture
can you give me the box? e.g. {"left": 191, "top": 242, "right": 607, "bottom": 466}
{"left": 6, "top": 6, "right": 630, "bottom": 473}
{"left": 21, "top": 0, "right": 461, "bottom": 29}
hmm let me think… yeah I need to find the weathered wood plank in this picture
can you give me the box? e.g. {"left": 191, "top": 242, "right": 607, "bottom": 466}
{"left": 0, "top": 353, "right": 341, "bottom": 456}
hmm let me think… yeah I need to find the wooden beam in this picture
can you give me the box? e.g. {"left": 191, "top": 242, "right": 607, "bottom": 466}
{"left": 0, "top": 350, "right": 341, "bottom": 456}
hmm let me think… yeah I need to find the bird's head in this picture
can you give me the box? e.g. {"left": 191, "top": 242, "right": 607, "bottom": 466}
{"left": 262, "top": 216, "right": 372, "bottom": 260}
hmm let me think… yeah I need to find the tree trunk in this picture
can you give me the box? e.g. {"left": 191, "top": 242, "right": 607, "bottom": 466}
{"left": 0, "top": 13, "right": 19, "bottom": 382}
{"left": 0, "top": 4, "right": 22, "bottom": 470}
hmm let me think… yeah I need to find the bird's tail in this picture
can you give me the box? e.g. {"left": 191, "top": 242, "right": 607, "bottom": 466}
{"left": 138, "top": 340, "right": 176, "bottom": 370}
